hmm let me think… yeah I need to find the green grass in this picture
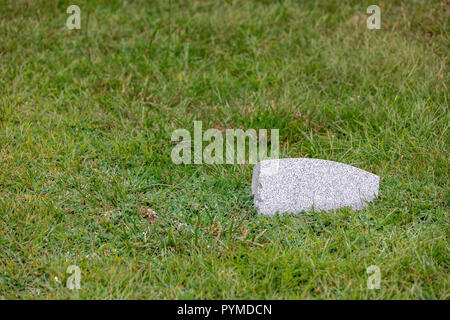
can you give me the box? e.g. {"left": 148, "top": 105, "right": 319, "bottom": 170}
{"left": 0, "top": 0, "right": 448, "bottom": 299}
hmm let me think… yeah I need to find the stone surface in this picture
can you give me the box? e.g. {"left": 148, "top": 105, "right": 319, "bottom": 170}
{"left": 252, "top": 158, "right": 379, "bottom": 215}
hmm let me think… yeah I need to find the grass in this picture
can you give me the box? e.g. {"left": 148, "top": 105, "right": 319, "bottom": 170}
{"left": 0, "top": 0, "right": 448, "bottom": 299}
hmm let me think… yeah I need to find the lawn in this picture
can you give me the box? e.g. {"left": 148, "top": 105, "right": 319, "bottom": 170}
{"left": 0, "top": 0, "right": 448, "bottom": 299}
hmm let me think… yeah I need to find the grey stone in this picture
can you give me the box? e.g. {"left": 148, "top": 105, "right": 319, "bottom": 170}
{"left": 252, "top": 158, "right": 379, "bottom": 215}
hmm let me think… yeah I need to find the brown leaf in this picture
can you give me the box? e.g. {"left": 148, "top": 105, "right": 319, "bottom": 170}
{"left": 140, "top": 208, "right": 158, "bottom": 223}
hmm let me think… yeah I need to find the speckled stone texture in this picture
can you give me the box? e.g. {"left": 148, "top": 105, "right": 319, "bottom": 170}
{"left": 252, "top": 158, "right": 379, "bottom": 215}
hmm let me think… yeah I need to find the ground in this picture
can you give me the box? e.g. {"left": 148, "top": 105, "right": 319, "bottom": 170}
{"left": 0, "top": 0, "right": 448, "bottom": 299}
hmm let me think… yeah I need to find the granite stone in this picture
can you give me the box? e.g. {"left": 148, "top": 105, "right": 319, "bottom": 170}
{"left": 252, "top": 158, "right": 379, "bottom": 215}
